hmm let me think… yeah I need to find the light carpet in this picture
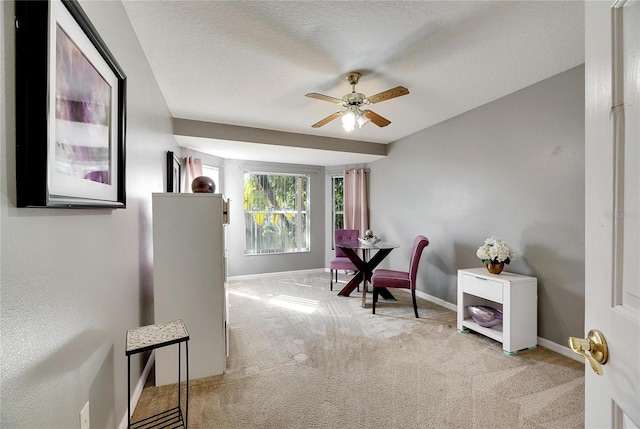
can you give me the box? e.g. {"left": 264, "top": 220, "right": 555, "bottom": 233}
{"left": 132, "top": 272, "right": 584, "bottom": 428}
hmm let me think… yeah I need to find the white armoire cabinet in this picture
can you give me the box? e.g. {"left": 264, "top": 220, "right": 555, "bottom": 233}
{"left": 152, "top": 193, "right": 229, "bottom": 386}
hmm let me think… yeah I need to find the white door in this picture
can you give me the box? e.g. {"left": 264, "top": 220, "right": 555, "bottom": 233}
{"left": 584, "top": 1, "right": 640, "bottom": 427}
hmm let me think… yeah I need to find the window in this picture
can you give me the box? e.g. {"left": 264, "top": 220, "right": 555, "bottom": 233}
{"left": 202, "top": 164, "right": 220, "bottom": 193}
{"left": 244, "top": 173, "right": 310, "bottom": 254}
{"left": 332, "top": 175, "right": 344, "bottom": 229}
{"left": 332, "top": 175, "right": 344, "bottom": 248}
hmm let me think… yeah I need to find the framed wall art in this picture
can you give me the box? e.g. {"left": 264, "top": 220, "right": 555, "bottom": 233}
{"left": 15, "top": 0, "right": 127, "bottom": 208}
{"left": 166, "top": 151, "right": 181, "bottom": 193}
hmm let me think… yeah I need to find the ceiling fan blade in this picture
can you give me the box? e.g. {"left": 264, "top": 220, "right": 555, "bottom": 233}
{"left": 305, "top": 93, "right": 344, "bottom": 105}
{"left": 311, "top": 111, "right": 343, "bottom": 128}
{"left": 366, "top": 86, "right": 409, "bottom": 104}
{"left": 362, "top": 110, "right": 391, "bottom": 127}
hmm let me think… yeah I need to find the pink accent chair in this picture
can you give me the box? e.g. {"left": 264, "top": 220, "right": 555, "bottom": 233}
{"left": 371, "top": 235, "right": 429, "bottom": 318}
{"left": 329, "top": 229, "right": 359, "bottom": 291}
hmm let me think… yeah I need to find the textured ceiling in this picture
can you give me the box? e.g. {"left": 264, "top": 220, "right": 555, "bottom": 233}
{"left": 122, "top": 1, "right": 584, "bottom": 166}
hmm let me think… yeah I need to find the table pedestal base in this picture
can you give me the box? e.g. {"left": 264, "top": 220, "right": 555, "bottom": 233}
{"left": 336, "top": 246, "right": 396, "bottom": 305}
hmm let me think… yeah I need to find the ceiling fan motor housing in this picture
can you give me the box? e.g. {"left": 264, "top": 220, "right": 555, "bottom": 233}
{"left": 342, "top": 92, "right": 367, "bottom": 106}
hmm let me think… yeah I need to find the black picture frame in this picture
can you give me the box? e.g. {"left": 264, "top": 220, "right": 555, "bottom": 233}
{"left": 166, "top": 151, "right": 181, "bottom": 193}
{"left": 15, "top": 0, "right": 126, "bottom": 208}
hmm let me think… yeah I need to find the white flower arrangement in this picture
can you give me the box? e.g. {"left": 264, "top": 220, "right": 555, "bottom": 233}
{"left": 476, "top": 236, "right": 514, "bottom": 265}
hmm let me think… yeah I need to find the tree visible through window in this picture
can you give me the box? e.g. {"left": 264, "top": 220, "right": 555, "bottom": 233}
{"left": 244, "top": 173, "right": 310, "bottom": 254}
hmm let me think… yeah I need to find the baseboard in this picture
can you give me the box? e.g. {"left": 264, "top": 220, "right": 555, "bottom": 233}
{"left": 229, "top": 268, "right": 325, "bottom": 281}
{"left": 414, "top": 289, "right": 457, "bottom": 312}
{"left": 413, "top": 289, "right": 581, "bottom": 362}
{"left": 117, "top": 351, "right": 155, "bottom": 429}
{"left": 536, "top": 336, "right": 582, "bottom": 361}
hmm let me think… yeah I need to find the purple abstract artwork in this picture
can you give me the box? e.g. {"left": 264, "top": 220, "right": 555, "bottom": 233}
{"left": 55, "top": 25, "right": 112, "bottom": 184}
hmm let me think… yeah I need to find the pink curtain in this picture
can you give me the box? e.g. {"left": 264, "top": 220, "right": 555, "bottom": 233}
{"left": 182, "top": 156, "right": 203, "bottom": 193}
{"left": 344, "top": 168, "right": 369, "bottom": 233}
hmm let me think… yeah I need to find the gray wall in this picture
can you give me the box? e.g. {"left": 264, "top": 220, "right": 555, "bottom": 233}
{"left": 1, "top": 1, "right": 177, "bottom": 427}
{"left": 368, "top": 65, "right": 585, "bottom": 345}
{"left": 224, "top": 159, "right": 326, "bottom": 276}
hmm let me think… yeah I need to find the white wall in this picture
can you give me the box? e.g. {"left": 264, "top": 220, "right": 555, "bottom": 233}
{"left": 368, "top": 65, "right": 585, "bottom": 346}
{"left": 1, "top": 1, "right": 177, "bottom": 427}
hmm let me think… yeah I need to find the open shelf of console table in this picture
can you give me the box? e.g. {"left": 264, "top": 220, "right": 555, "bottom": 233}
{"left": 457, "top": 268, "right": 537, "bottom": 355}
{"left": 126, "top": 319, "right": 189, "bottom": 428}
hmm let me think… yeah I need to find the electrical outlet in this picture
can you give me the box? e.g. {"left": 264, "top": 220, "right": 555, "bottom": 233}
{"left": 80, "top": 401, "right": 90, "bottom": 429}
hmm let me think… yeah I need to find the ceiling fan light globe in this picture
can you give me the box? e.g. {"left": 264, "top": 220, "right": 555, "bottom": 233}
{"left": 341, "top": 110, "right": 357, "bottom": 131}
{"left": 357, "top": 113, "right": 369, "bottom": 128}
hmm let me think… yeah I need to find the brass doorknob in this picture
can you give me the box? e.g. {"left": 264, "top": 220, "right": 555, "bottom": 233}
{"left": 568, "top": 329, "right": 609, "bottom": 375}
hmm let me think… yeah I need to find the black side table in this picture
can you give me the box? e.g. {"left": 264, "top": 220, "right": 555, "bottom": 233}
{"left": 126, "top": 319, "right": 190, "bottom": 428}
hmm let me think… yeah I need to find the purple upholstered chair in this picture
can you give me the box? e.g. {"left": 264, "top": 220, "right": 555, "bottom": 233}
{"left": 329, "top": 229, "right": 359, "bottom": 291}
{"left": 371, "top": 235, "right": 429, "bottom": 318}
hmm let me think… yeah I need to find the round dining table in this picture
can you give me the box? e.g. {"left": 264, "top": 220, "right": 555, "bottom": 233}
{"left": 335, "top": 240, "right": 400, "bottom": 307}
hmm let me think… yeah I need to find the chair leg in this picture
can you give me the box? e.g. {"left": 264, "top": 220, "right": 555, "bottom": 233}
{"left": 330, "top": 269, "right": 334, "bottom": 291}
{"left": 372, "top": 288, "right": 378, "bottom": 314}
{"left": 412, "top": 289, "right": 419, "bottom": 318}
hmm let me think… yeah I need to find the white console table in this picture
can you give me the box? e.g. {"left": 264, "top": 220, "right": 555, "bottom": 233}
{"left": 457, "top": 268, "right": 538, "bottom": 355}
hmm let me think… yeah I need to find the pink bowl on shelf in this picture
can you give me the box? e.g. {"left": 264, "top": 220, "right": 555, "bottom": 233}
{"left": 467, "top": 305, "right": 503, "bottom": 327}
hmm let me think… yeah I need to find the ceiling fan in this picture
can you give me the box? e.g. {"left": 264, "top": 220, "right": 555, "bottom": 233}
{"left": 305, "top": 72, "right": 409, "bottom": 132}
